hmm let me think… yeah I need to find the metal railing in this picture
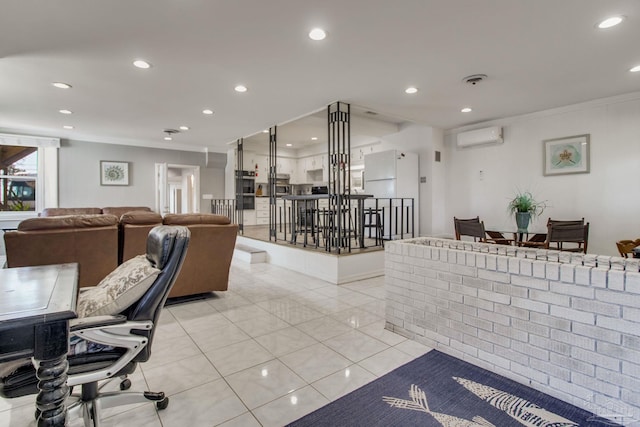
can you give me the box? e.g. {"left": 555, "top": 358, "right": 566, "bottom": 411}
{"left": 211, "top": 196, "right": 414, "bottom": 254}
{"left": 210, "top": 198, "right": 237, "bottom": 223}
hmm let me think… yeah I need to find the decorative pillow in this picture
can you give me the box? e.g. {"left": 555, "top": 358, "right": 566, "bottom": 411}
{"left": 76, "top": 255, "right": 160, "bottom": 318}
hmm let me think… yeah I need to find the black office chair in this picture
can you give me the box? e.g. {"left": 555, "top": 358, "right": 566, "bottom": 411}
{"left": 0, "top": 225, "right": 190, "bottom": 426}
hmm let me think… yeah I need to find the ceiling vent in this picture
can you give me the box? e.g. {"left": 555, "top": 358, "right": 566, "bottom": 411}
{"left": 462, "top": 74, "right": 487, "bottom": 85}
{"left": 456, "top": 126, "right": 503, "bottom": 148}
{"left": 163, "top": 129, "right": 180, "bottom": 135}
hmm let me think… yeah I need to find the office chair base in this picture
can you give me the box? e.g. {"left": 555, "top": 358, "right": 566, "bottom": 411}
{"left": 66, "top": 388, "right": 169, "bottom": 427}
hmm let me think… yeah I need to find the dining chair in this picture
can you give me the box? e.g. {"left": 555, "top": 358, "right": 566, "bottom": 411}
{"left": 547, "top": 218, "right": 585, "bottom": 226}
{"left": 453, "top": 217, "right": 513, "bottom": 245}
{"left": 545, "top": 222, "right": 590, "bottom": 253}
{"left": 616, "top": 239, "right": 640, "bottom": 258}
{"left": 453, "top": 217, "right": 480, "bottom": 240}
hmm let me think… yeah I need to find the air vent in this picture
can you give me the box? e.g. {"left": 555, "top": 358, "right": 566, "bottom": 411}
{"left": 163, "top": 129, "right": 180, "bottom": 135}
{"left": 365, "top": 111, "right": 378, "bottom": 116}
{"left": 462, "top": 74, "right": 488, "bottom": 85}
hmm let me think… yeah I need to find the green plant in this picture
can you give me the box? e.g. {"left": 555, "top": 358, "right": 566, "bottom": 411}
{"left": 508, "top": 191, "right": 546, "bottom": 219}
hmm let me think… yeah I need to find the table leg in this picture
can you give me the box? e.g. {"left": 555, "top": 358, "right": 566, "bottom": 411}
{"left": 34, "top": 320, "right": 70, "bottom": 427}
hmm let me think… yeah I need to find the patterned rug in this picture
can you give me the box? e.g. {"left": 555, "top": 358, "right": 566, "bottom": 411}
{"left": 288, "top": 350, "right": 621, "bottom": 427}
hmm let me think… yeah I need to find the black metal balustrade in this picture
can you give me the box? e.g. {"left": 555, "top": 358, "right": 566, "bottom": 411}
{"left": 211, "top": 196, "right": 414, "bottom": 254}
{"left": 210, "top": 198, "right": 237, "bottom": 223}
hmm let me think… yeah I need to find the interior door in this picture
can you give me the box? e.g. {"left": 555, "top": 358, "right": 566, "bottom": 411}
{"left": 155, "top": 163, "right": 201, "bottom": 214}
{"left": 155, "top": 163, "right": 169, "bottom": 214}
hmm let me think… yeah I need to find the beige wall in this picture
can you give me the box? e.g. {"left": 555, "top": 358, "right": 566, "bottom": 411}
{"left": 59, "top": 139, "right": 226, "bottom": 209}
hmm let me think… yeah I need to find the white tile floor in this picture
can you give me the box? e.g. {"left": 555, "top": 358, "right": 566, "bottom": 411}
{"left": 0, "top": 260, "right": 432, "bottom": 427}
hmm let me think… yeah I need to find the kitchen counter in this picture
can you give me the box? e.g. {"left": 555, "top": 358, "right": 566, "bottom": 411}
{"left": 282, "top": 193, "right": 373, "bottom": 200}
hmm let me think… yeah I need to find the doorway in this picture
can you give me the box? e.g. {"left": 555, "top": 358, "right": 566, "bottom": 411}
{"left": 155, "top": 163, "right": 200, "bottom": 214}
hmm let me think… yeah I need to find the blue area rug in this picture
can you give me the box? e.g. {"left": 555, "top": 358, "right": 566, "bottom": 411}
{"left": 288, "top": 350, "right": 620, "bottom": 427}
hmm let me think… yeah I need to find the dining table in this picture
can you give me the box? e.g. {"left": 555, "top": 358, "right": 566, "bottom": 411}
{"left": 485, "top": 226, "right": 547, "bottom": 246}
{"left": 0, "top": 263, "right": 78, "bottom": 427}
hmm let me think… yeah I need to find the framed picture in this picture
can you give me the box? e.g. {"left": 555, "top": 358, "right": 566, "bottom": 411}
{"left": 100, "top": 161, "right": 129, "bottom": 186}
{"left": 543, "top": 134, "right": 590, "bottom": 176}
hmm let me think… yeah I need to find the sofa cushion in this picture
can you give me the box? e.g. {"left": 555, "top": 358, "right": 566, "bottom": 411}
{"left": 120, "top": 211, "right": 163, "bottom": 225}
{"left": 76, "top": 255, "right": 160, "bottom": 318}
{"left": 102, "top": 206, "right": 152, "bottom": 218}
{"left": 18, "top": 214, "right": 118, "bottom": 231}
{"left": 40, "top": 207, "right": 102, "bottom": 217}
{"left": 163, "top": 213, "right": 231, "bottom": 226}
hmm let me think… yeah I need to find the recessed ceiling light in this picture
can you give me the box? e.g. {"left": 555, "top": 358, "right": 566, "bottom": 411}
{"left": 262, "top": 130, "right": 269, "bottom": 133}
{"left": 164, "top": 136, "right": 172, "bottom": 141}
{"left": 63, "top": 125, "right": 74, "bottom": 129}
{"left": 286, "top": 143, "right": 292, "bottom": 147}
{"left": 179, "top": 126, "right": 190, "bottom": 131}
{"left": 597, "top": 16, "right": 624, "bottom": 29}
{"left": 133, "top": 59, "right": 152, "bottom": 69}
{"left": 234, "top": 85, "right": 248, "bottom": 93}
{"left": 630, "top": 65, "right": 640, "bottom": 73}
{"left": 461, "top": 107, "right": 472, "bottom": 113}
{"left": 309, "top": 28, "right": 327, "bottom": 41}
{"left": 202, "top": 109, "right": 214, "bottom": 115}
{"left": 405, "top": 87, "right": 418, "bottom": 94}
{"left": 59, "top": 109, "right": 72, "bottom": 115}
{"left": 311, "top": 137, "right": 318, "bottom": 141}
{"left": 52, "top": 82, "right": 72, "bottom": 89}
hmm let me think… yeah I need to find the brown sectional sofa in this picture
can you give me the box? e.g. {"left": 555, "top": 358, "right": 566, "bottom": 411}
{"left": 162, "top": 214, "right": 238, "bottom": 298}
{"left": 40, "top": 206, "right": 151, "bottom": 217}
{"left": 4, "top": 208, "right": 238, "bottom": 299}
{"left": 4, "top": 214, "right": 119, "bottom": 287}
{"left": 120, "top": 211, "right": 163, "bottom": 264}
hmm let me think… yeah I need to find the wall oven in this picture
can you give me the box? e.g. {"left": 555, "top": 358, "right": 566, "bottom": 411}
{"left": 235, "top": 170, "right": 255, "bottom": 210}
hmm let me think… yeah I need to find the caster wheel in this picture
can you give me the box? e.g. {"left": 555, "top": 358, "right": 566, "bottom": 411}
{"left": 156, "top": 397, "right": 169, "bottom": 410}
{"left": 119, "top": 378, "right": 132, "bottom": 390}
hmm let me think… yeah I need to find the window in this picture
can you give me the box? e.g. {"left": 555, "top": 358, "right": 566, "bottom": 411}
{"left": 0, "top": 134, "right": 59, "bottom": 217}
{"left": 0, "top": 147, "right": 38, "bottom": 212}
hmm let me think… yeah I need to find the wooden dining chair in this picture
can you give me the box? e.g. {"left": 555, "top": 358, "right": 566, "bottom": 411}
{"left": 453, "top": 217, "right": 512, "bottom": 245}
{"left": 546, "top": 222, "right": 590, "bottom": 253}
{"left": 547, "top": 218, "right": 585, "bottom": 226}
{"left": 453, "top": 216, "right": 480, "bottom": 240}
{"left": 616, "top": 239, "right": 640, "bottom": 258}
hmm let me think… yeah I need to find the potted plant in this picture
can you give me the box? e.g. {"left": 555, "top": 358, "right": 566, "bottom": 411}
{"left": 508, "top": 191, "right": 546, "bottom": 232}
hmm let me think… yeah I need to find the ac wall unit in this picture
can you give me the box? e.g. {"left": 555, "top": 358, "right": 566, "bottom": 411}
{"left": 456, "top": 126, "right": 503, "bottom": 148}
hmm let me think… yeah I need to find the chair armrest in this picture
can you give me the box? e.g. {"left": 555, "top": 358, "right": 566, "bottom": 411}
{"left": 67, "top": 318, "right": 153, "bottom": 386}
{"left": 70, "top": 315, "right": 127, "bottom": 332}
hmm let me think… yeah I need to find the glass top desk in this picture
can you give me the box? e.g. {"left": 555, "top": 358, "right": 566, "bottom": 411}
{"left": 0, "top": 263, "right": 78, "bottom": 427}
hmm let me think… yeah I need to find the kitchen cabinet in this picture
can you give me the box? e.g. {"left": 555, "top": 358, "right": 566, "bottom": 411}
{"left": 279, "top": 157, "right": 296, "bottom": 177}
{"left": 243, "top": 209, "right": 256, "bottom": 225}
{"left": 255, "top": 197, "right": 269, "bottom": 225}
{"left": 299, "top": 155, "right": 327, "bottom": 183}
{"left": 351, "top": 144, "right": 378, "bottom": 163}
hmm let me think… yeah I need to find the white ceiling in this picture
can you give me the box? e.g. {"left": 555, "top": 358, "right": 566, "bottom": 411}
{"left": 1, "top": 0, "right": 639, "bottom": 153}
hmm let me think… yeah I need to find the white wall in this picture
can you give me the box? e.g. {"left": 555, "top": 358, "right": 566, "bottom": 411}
{"left": 59, "top": 140, "right": 226, "bottom": 209}
{"left": 378, "top": 124, "right": 445, "bottom": 238}
{"left": 444, "top": 92, "right": 640, "bottom": 256}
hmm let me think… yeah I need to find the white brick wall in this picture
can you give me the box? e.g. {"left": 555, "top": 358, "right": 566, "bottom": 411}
{"left": 385, "top": 237, "right": 640, "bottom": 424}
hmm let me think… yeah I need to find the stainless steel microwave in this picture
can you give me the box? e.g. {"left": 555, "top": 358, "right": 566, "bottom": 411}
{"left": 275, "top": 185, "right": 290, "bottom": 196}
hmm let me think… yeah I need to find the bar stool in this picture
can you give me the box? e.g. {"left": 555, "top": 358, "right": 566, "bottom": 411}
{"left": 362, "top": 207, "right": 384, "bottom": 246}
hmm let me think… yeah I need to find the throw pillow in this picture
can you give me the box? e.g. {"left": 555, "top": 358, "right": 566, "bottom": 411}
{"left": 76, "top": 255, "right": 160, "bottom": 318}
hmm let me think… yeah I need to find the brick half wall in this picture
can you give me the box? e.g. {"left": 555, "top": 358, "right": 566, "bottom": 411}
{"left": 385, "top": 238, "right": 640, "bottom": 424}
